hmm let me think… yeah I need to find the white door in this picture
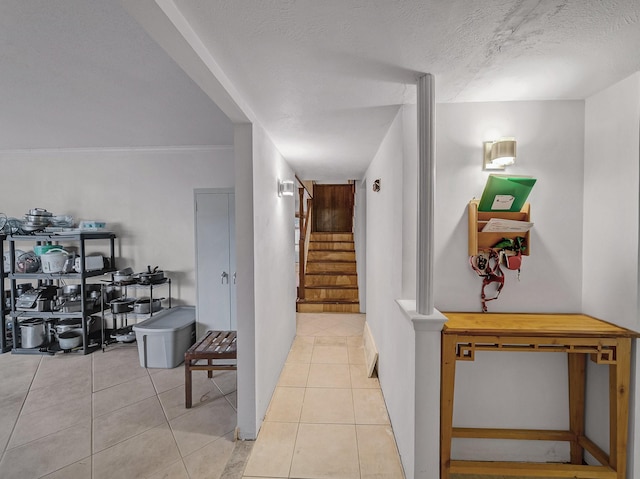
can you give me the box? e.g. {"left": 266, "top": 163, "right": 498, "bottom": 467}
{"left": 195, "top": 190, "right": 236, "bottom": 337}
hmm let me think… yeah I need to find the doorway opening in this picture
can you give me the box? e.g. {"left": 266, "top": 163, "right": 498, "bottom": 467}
{"left": 295, "top": 181, "right": 361, "bottom": 313}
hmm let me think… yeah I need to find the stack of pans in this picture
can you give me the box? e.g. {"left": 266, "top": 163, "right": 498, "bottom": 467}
{"left": 22, "top": 208, "right": 53, "bottom": 232}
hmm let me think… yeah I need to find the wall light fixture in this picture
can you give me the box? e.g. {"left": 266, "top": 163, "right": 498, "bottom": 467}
{"left": 483, "top": 138, "right": 517, "bottom": 170}
{"left": 278, "top": 179, "right": 295, "bottom": 197}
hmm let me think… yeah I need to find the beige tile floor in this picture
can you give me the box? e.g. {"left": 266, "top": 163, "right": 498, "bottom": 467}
{"left": 0, "top": 313, "right": 406, "bottom": 479}
{"left": 0, "top": 342, "right": 237, "bottom": 479}
{"left": 243, "top": 313, "right": 405, "bottom": 479}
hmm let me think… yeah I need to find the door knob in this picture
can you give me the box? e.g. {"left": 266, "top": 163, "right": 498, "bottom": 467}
{"left": 233, "top": 272, "right": 236, "bottom": 284}
{"left": 221, "top": 271, "right": 228, "bottom": 284}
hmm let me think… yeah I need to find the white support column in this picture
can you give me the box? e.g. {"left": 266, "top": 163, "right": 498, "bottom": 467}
{"left": 417, "top": 74, "right": 435, "bottom": 315}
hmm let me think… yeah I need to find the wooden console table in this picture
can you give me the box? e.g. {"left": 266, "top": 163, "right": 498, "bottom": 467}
{"left": 441, "top": 313, "right": 637, "bottom": 479}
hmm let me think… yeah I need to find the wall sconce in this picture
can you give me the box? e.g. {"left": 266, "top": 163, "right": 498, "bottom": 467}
{"left": 483, "top": 138, "right": 517, "bottom": 170}
{"left": 278, "top": 179, "right": 295, "bottom": 197}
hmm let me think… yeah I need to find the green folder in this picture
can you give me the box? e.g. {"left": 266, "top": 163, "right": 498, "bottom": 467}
{"left": 478, "top": 175, "right": 537, "bottom": 212}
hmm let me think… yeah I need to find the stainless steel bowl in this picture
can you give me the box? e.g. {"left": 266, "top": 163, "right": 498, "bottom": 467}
{"left": 28, "top": 208, "right": 53, "bottom": 217}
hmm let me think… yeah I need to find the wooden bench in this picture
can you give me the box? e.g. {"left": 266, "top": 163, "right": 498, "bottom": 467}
{"left": 185, "top": 330, "right": 237, "bottom": 408}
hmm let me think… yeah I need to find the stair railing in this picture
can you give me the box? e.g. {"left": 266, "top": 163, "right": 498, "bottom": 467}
{"left": 297, "top": 179, "right": 313, "bottom": 300}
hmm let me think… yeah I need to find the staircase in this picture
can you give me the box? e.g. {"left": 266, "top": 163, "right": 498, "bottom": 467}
{"left": 297, "top": 232, "right": 360, "bottom": 313}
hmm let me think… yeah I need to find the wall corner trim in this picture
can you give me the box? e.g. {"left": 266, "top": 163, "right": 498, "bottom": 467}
{"left": 396, "top": 299, "right": 447, "bottom": 331}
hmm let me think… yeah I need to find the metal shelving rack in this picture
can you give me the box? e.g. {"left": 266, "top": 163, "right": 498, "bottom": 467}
{"left": 1, "top": 234, "right": 11, "bottom": 353}
{"left": 7, "top": 231, "right": 116, "bottom": 355}
{"left": 100, "top": 277, "right": 172, "bottom": 348}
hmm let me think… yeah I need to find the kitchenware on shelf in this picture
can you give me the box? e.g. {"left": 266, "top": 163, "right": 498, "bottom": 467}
{"left": 57, "top": 330, "right": 82, "bottom": 350}
{"left": 15, "top": 283, "right": 33, "bottom": 296}
{"left": 112, "top": 267, "right": 135, "bottom": 283}
{"left": 4, "top": 218, "right": 22, "bottom": 234}
{"left": 24, "top": 215, "right": 51, "bottom": 225}
{"left": 20, "top": 223, "right": 47, "bottom": 233}
{"left": 78, "top": 220, "right": 106, "bottom": 230}
{"left": 28, "top": 208, "right": 53, "bottom": 217}
{"left": 55, "top": 318, "right": 82, "bottom": 334}
{"left": 62, "top": 251, "right": 77, "bottom": 273}
{"left": 33, "top": 244, "right": 63, "bottom": 256}
{"left": 7, "top": 250, "right": 26, "bottom": 271}
{"left": 40, "top": 248, "right": 69, "bottom": 274}
{"left": 109, "top": 297, "right": 136, "bottom": 313}
{"left": 20, "top": 318, "right": 46, "bottom": 348}
{"left": 50, "top": 215, "right": 73, "bottom": 227}
{"left": 54, "top": 317, "right": 95, "bottom": 334}
{"left": 113, "top": 330, "right": 136, "bottom": 343}
{"left": 133, "top": 298, "right": 163, "bottom": 314}
{"left": 16, "top": 285, "right": 57, "bottom": 311}
{"left": 138, "top": 266, "right": 165, "bottom": 284}
{"left": 61, "top": 284, "right": 82, "bottom": 296}
{"left": 74, "top": 255, "right": 104, "bottom": 272}
{"left": 16, "top": 251, "right": 40, "bottom": 273}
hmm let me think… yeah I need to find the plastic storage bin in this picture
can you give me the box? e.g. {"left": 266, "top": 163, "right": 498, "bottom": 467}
{"left": 133, "top": 306, "right": 196, "bottom": 368}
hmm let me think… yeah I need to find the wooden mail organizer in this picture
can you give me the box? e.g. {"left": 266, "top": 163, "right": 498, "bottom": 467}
{"left": 440, "top": 313, "right": 637, "bottom": 479}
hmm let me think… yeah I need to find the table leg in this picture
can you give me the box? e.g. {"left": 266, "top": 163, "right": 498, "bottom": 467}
{"left": 610, "top": 338, "right": 631, "bottom": 479}
{"left": 185, "top": 360, "right": 193, "bottom": 408}
{"left": 441, "top": 334, "right": 458, "bottom": 479}
{"left": 208, "top": 359, "right": 213, "bottom": 378}
{"left": 568, "top": 353, "right": 586, "bottom": 464}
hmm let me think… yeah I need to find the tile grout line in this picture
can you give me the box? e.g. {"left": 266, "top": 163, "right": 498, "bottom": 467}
{"left": 143, "top": 365, "right": 190, "bottom": 479}
{"left": 286, "top": 333, "right": 311, "bottom": 478}
{"left": 346, "top": 334, "right": 363, "bottom": 479}
{"left": 0, "top": 356, "right": 43, "bottom": 465}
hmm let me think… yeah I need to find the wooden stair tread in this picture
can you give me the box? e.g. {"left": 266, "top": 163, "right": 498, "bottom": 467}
{"left": 300, "top": 228, "right": 359, "bottom": 313}
{"left": 305, "top": 272, "right": 357, "bottom": 275}
{"left": 304, "top": 285, "right": 358, "bottom": 289}
{"left": 297, "top": 299, "right": 360, "bottom": 304}
{"left": 309, "top": 241, "right": 354, "bottom": 244}
{"left": 307, "top": 260, "right": 356, "bottom": 263}
{"left": 308, "top": 249, "right": 354, "bottom": 252}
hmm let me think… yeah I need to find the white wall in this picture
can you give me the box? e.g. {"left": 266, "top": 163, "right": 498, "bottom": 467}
{"left": 583, "top": 73, "right": 640, "bottom": 328}
{"left": 435, "top": 100, "right": 585, "bottom": 462}
{"left": 0, "top": 146, "right": 234, "bottom": 306}
{"left": 234, "top": 124, "right": 258, "bottom": 440}
{"left": 251, "top": 122, "right": 297, "bottom": 433}
{"left": 401, "top": 104, "right": 418, "bottom": 299}
{"left": 582, "top": 72, "right": 640, "bottom": 471}
{"left": 435, "top": 100, "right": 585, "bottom": 313}
{"left": 365, "top": 105, "right": 418, "bottom": 477}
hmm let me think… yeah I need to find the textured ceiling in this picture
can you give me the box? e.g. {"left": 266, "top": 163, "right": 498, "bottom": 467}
{"left": 169, "top": 0, "right": 640, "bottom": 179}
{"left": 3, "top": 1, "right": 639, "bottom": 180}
{"left": 0, "top": 0, "right": 233, "bottom": 150}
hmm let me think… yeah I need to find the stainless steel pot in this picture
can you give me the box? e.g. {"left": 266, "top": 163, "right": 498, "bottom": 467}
{"left": 20, "top": 318, "right": 46, "bottom": 348}
{"left": 113, "top": 267, "right": 135, "bottom": 283}
{"left": 55, "top": 318, "right": 82, "bottom": 334}
{"left": 58, "top": 330, "right": 82, "bottom": 349}
{"left": 110, "top": 298, "right": 136, "bottom": 313}
{"left": 28, "top": 208, "right": 53, "bottom": 217}
{"left": 133, "top": 298, "right": 163, "bottom": 314}
{"left": 61, "top": 284, "right": 82, "bottom": 296}
{"left": 138, "top": 270, "right": 165, "bottom": 284}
